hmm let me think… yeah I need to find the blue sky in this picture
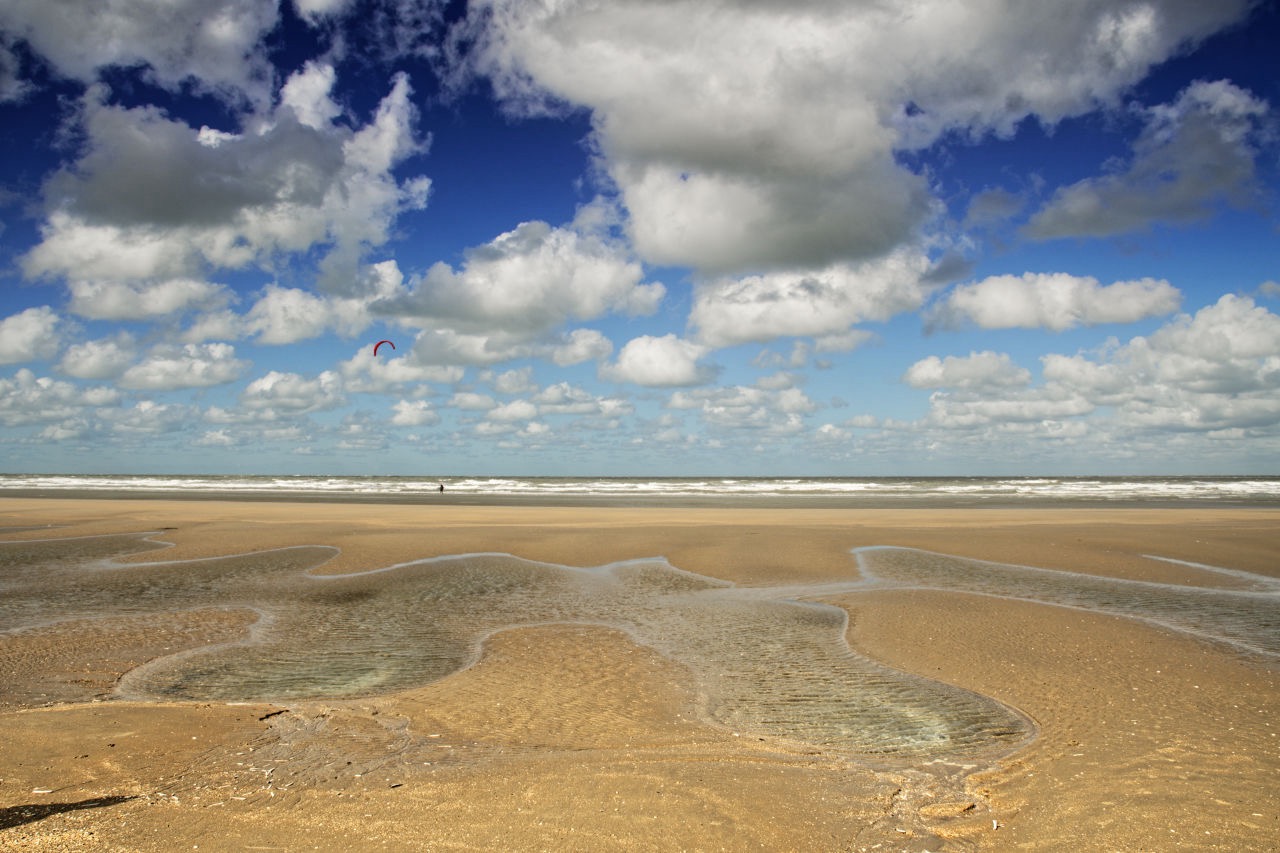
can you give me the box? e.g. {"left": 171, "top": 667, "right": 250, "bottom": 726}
{"left": 1, "top": 0, "right": 1277, "bottom": 476}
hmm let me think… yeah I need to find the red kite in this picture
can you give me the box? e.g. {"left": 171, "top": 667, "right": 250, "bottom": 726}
{"left": 373, "top": 339, "right": 396, "bottom": 356}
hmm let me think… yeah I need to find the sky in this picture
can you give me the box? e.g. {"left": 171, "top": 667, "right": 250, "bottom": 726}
{"left": 0, "top": 0, "right": 1278, "bottom": 477}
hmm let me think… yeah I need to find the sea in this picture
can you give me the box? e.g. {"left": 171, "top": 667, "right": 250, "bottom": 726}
{"left": 1, "top": 473, "right": 1278, "bottom": 506}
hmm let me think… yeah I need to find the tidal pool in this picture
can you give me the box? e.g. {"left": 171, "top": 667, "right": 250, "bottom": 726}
{"left": 4, "top": 532, "right": 1275, "bottom": 763}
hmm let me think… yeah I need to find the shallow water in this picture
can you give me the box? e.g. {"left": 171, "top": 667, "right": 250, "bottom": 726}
{"left": 851, "top": 546, "right": 1280, "bottom": 660}
{"left": 3, "top": 533, "right": 1275, "bottom": 763}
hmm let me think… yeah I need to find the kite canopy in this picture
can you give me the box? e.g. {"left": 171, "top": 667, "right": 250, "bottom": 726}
{"left": 373, "top": 340, "right": 396, "bottom": 356}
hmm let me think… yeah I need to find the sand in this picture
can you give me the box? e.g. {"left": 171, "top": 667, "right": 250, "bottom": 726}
{"left": 1, "top": 497, "right": 1277, "bottom": 851}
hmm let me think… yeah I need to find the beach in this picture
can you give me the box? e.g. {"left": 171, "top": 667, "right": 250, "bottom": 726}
{"left": 1, "top": 496, "right": 1277, "bottom": 851}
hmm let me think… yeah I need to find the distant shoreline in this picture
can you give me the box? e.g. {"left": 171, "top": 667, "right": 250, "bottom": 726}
{"left": 2, "top": 486, "right": 1276, "bottom": 509}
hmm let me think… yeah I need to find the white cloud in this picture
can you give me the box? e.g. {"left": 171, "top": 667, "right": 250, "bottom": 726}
{"left": 39, "top": 419, "right": 92, "bottom": 442}
{"left": 379, "top": 216, "right": 661, "bottom": 333}
{"left": 487, "top": 399, "right": 538, "bottom": 422}
{"left": 600, "top": 334, "right": 711, "bottom": 387}
{"left": 691, "top": 250, "right": 933, "bottom": 348}
{"left": 668, "top": 385, "right": 816, "bottom": 434}
{"left": 195, "top": 429, "right": 237, "bottom": 447}
{"left": 408, "top": 328, "right": 535, "bottom": 367}
{"left": 912, "top": 294, "right": 1280, "bottom": 435}
{"left": 240, "top": 370, "right": 345, "bottom": 416}
{"left": 390, "top": 399, "right": 439, "bottom": 426}
{"left": 338, "top": 342, "right": 465, "bottom": 392}
{"left": 1026, "top": 80, "right": 1270, "bottom": 240}
{"left": 245, "top": 285, "right": 371, "bottom": 344}
{"left": 519, "top": 421, "right": 550, "bottom": 439}
{"left": 1148, "top": 293, "right": 1280, "bottom": 363}
{"left": 449, "top": 392, "right": 496, "bottom": 410}
{"left": 67, "top": 278, "right": 229, "bottom": 321}
{"left": 904, "top": 351, "right": 1033, "bottom": 390}
{"left": 280, "top": 61, "right": 342, "bottom": 129}
{"left": 468, "top": 0, "right": 1250, "bottom": 274}
{"left": 814, "top": 423, "right": 852, "bottom": 443}
{"left": 181, "top": 310, "right": 244, "bottom": 343}
{"left": 551, "top": 328, "right": 612, "bottom": 366}
{"left": 293, "top": 0, "right": 358, "bottom": 22}
{"left": 531, "top": 382, "right": 633, "bottom": 418}
{"left": 0, "top": 35, "right": 31, "bottom": 103}
{"left": 103, "top": 400, "right": 192, "bottom": 434}
{"left": 474, "top": 420, "right": 517, "bottom": 436}
{"left": 489, "top": 367, "right": 535, "bottom": 395}
{"left": 23, "top": 72, "right": 428, "bottom": 296}
{"left": 58, "top": 333, "right": 136, "bottom": 380}
{"left": 923, "top": 388, "right": 1095, "bottom": 430}
{"left": 118, "top": 342, "right": 247, "bottom": 390}
{"left": 754, "top": 372, "right": 799, "bottom": 392}
{"left": 0, "top": 369, "right": 119, "bottom": 426}
{"left": 0, "top": 0, "right": 279, "bottom": 106}
{"left": 929, "top": 273, "right": 1180, "bottom": 331}
{"left": 0, "top": 306, "right": 60, "bottom": 364}
{"left": 245, "top": 260, "right": 409, "bottom": 346}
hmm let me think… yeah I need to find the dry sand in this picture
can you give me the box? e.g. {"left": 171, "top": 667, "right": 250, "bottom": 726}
{"left": 1, "top": 497, "right": 1276, "bottom": 851}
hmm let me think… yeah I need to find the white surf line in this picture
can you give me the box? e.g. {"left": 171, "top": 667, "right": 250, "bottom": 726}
{"left": 1141, "top": 554, "right": 1280, "bottom": 592}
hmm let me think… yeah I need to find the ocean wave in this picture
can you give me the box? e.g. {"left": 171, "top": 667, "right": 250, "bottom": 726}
{"left": 1, "top": 473, "right": 1278, "bottom": 502}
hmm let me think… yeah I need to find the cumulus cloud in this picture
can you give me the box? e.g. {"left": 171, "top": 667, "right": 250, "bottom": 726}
{"left": 338, "top": 342, "right": 465, "bottom": 392}
{"left": 1026, "top": 80, "right": 1270, "bottom": 240}
{"left": 551, "top": 328, "right": 613, "bottom": 366}
{"left": 913, "top": 295, "right": 1280, "bottom": 435}
{"left": 103, "top": 400, "right": 192, "bottom": 435}
{"left": 0, "top": 0, "right": 279, "bottom": 105}
{"left": 0, "top": 369, "right": 119, "bottom": 426}
{"left": 0, "top": 306, "right": 59, "bottom": 364}
{"left": 23, "top": 70, "right": 428, "bottom": 297}
{"left": 532, "top": 382, "right": 632, "bottom": 417}
{"left": 195, "top": 429, "right": 237, "bottom": 447}
{"left": 239, "top": 370, "right": 345, "bottom": 417}
{"left": 449, "top": 392, "right": 495, "bottom": 411}
{"left": 691, "top": 249, "right": 934, "bottom": 348}
{"left": 668, "top": 385, "right": 816, "bottom": 434}
{"left": 58, "top": 333, "right": 136, "bottom": 380}
{"left": 600, "top": 334, "right": 712, "bottom": 387}
{"left": 486, "top": 399, "right": 538, "bottom": 422}
{"left": 390, "top": 399, "right": 439, "bottom": 426}
{"left": 241, "top": 258, "right": 408, "bottom": 345}
{"left": 245, "top": 284, "right": 386, "bottom": 344}
{"left": 466, "top": 0, "right": 1251, "bottom": 274}
{"left": 67, "top": 278, "right": 229, "bottom": 321}
{"left": 280, "top": 61, "right": 342, "bottom": 129}
{"left": 118, "top": 342, "right": 248, "bottom": 390}
{"left": 929, "top": 273, "right": 1181, "bottom": 331}
{"left": 488, "top": 367, "right": 534, "bottom": 395}
{"left": 903, "top": 351, "right": 1033, "bottom": 390}
{"left": 407, "top": 328, "right": 536, "bottom": 367}
{"left": 377, "top": 216, "right": 662, "bottom": 334}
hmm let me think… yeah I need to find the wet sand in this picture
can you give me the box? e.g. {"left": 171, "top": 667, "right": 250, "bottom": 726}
{"left": 1, "top": 497, "right": 1277, "bottom": 851}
